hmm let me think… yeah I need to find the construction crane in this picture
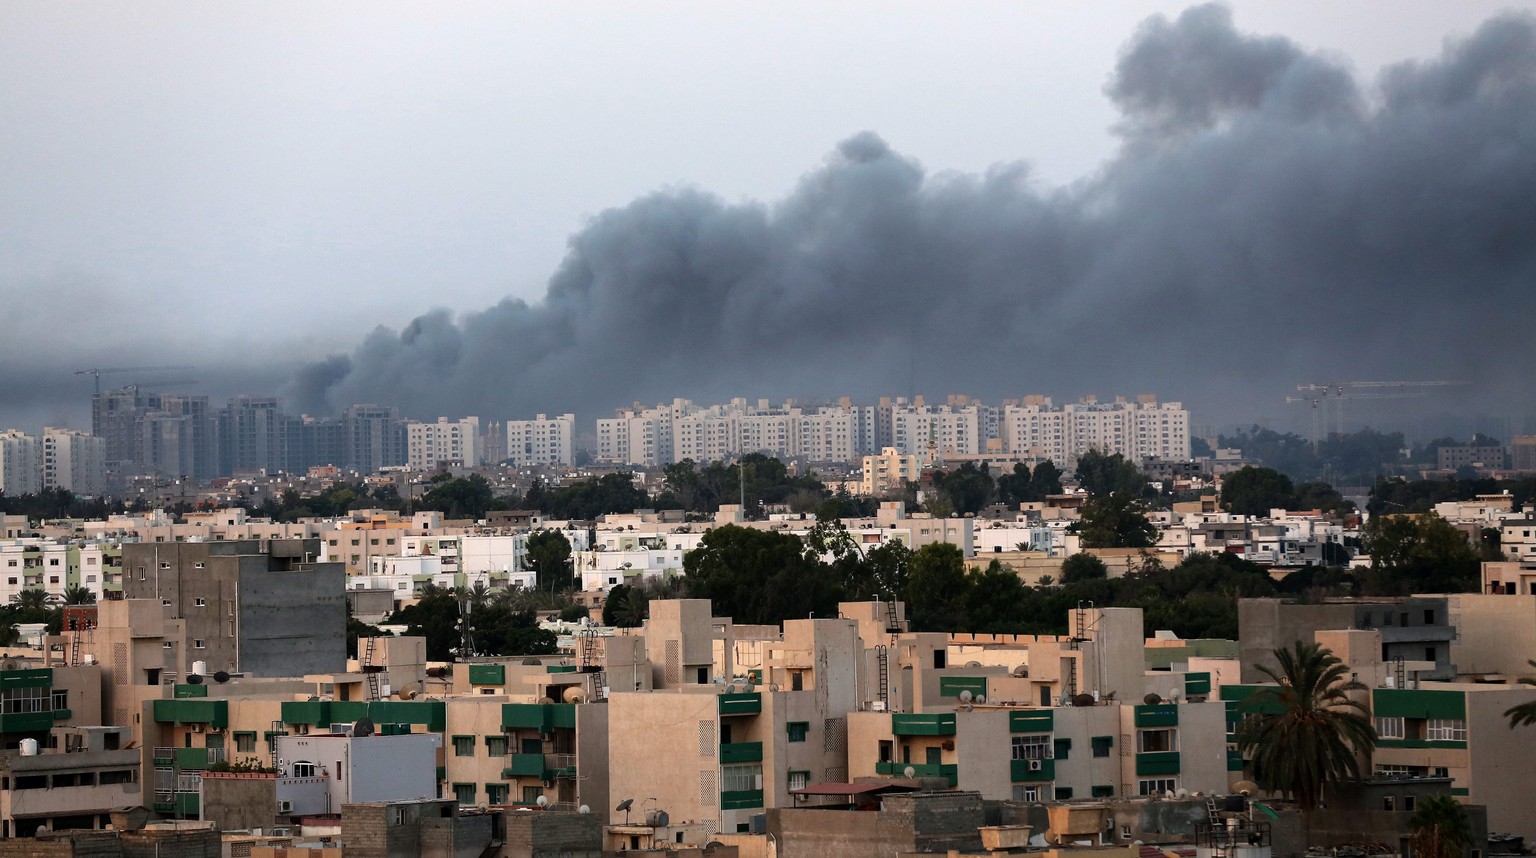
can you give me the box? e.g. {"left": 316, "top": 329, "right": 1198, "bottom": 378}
{"left": 1288, "top": 381, "right": 1467, "bottom": 447}
{"left": 75, "top": 365, "right": 196, "bottom": 394}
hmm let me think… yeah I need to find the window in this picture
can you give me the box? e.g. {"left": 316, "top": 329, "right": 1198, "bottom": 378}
{"left": 1426, "top": 719, "right": 1466, "bottom": 741}
{"left": 1425, "top": 646, "right": 1437, "bottom": 662}
{"left": 1054, "top": 787, "right": 1073, "bottom": 800}
{"left": 1092, "top": 785, "right": 1114, "bottom": 798}
{"left": 235, "top": 732, "right": 257, "bottom": 753}
{"left": 1092, "top": 735, "right": 1113, "bottom": 758}
{"left": 1012, "top": 734, "right": 1050, "bottom": 760}
{"left": 195, "top": 598, "right": 206, "bottom": 607}
{"left": 1376, "top": 764, "right": 1416, "bottom": 777}
{"left": 292, "top": 761, "right": 317, "bottom": 778}
{"left": 1137, "top": 729, "right": 1176, "bottom": 753}
{"left": 1138, "top": 778, "right": 1177, "bottom": 796}
{"left": 721, "top": 763, "right": 761, "bottom": 793}
{"left": 194, "top": 640, "right": 206, "bottom": 649}
{"left": 1404, "top": 795, "right": 1416, "bottom": 812}
{"left": 1012, "top": 784, "right": 1041, "bottom": 801}
{"left": 1383, "top": 796, "right": 1395, "bottom": 812}
{"left": 786, "top": 722, "right": 809, "bottom": 743}
{"left": 485, "top": 736, "right": 508, "bottom": 756}
{"left": 453, "top": 736, "right": 475, "bottom": 757}
{"left": 452, "top": 783, "right": 476, "bottom": 804}
{"left": 194, "top": 562, "right": 205, "bottom": 570}
{"left": 1376, "top": 717, "right": 1404, "bottom": 739}
{"left": 1424, "top": 609, "right": 1435, "bottom": 624}
{"left": 486, "top": 783, "right": 509, "bottom": 805}
{"left": 1053, "top": 738, "right": 1071, "bottom": 760}
{"left": 788, "top": 770, "right": 810, "bottom": 791}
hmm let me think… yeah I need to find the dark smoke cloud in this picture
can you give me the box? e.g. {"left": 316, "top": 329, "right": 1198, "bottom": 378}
{"left": 294, "top": 6, "right": 1536, "bottom": 428}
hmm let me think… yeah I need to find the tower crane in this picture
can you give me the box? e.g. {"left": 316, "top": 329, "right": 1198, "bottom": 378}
{"left": 75, "top": 365, "right": 196, "bottom": 395}
{"left": 1287, "top": 380, "right": 1467, "bottom": 447}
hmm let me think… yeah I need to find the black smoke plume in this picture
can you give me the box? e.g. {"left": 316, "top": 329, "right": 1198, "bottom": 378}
{"left": 292, "top": 6, "right": 1536, "bottom": 426}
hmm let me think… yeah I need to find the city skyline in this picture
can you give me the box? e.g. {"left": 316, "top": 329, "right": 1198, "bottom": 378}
{"left": 4, "top": 3, "right": 1534, "bottom": 439}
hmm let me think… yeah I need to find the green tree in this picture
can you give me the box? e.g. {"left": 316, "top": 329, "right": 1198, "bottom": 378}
{"left": 10, "top": 589, "right": 50, "bottom": 610}
{"left": 1408, "top": 794, "right": 1472, "bottom": 858}
{"left": 1060, "top": 553, "right": 1108, "bottom": 584}
{"left": 905, "top": 543, "right": 969, "bottom": 632}
{"left": 934, "top": 462, "right": 995, "bottom": 516}
{"left": 61, "top": 584, "right": 96, "bottom": 605}
{"left": 1236, "top": 642, "right": 1376, "bottom": 811}
{"left": 523, "top": 530, "right": 574, "bottom": 595}
{"left": 1361, "top": 512, "right": 1479, "bottom": 594}
{"left": 1029, "top": 461, "right": 1064, "bottom": 498}
{"left": 1074, "top": 450, "right": 1150, "bottom": 497}
{"left": 1070, "top": 492, "right": 1158, "bottom": 548}
{"left": 964, "top": 560, "right": 1028, "bottom": 633}
{"left": 418, "top": 475, "right": 497, "bottom": 519}
{"left": 1220, "top": 466, "right": 1295, "bottom": 517}
{"left": 602, "top": 583, "right": 646, "bottom": 628}
{"left": 683, "top": 525, "right": 842, "bottom": 625}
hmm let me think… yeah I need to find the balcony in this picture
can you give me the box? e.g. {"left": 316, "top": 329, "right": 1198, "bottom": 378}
{"left": 718, "top": 692, "right": 762, "bottom": 717}
{"left": 1135, "top": 751, "right": 1181, "bottom": 776}
{"left": 720, "top": 789, "right": 764, "bottom": 810}
{"left": 891, "top": 713, "right": 955, "bottom": 736}
{"left": 153, "top": 699, "right": 229, "bottom": 728}
{"left": 153, "top": 792, "right": 200, "bottom": 817}
{"left": 875, "top": 761, "right": 958, "bottom": 787}
{"left": 1133, "top": 704, "right": 1178, "bottom": 728}
{"left": 504, "top": 754, "right": 545, "bottom": 778}
{"left": 719, "top": 742, "right": 763, "bottom": 764}
{"left": 1010, "top": 757, "right": 1055, "bottom": 782}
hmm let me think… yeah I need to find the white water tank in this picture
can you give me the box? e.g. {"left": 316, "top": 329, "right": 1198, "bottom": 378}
{"left": 19, "top": 738, "right": 39, "bottom": 756}
{"left": 192, "top": 661, "right": 208, "bottom": 676}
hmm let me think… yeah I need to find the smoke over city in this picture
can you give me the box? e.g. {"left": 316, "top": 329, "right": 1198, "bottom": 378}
{"left": 287, "top": 6, "right": 1536, "bottom": 428}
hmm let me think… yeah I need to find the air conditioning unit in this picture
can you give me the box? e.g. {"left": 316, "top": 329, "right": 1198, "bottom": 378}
{"left": 276, "top": 800, "right": 293, "bottom": 814}
{"left": 1028, "top": 759, "right": 1043, "bottom": 772}
{"left": 191, "top": 723, "right": 204, "bottom": 733}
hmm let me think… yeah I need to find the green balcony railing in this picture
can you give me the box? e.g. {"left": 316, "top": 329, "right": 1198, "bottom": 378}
{"left": 720, "top": 789, "right": 764, "bottom": 810}
{"left": 719, "top": 741, "right": 763, "bottom": 764}
{"left": 1010, "top": 757, "right": 1055, "bottom": 782}
{"left": 718, "top": 692, "right": 762, "bottom": 717}
{"left": 876, "top": 761, "right": 959, "bottom": 786}
{"left": 504, "top": 753, "right": 545, "bottom": 778}
{"left": 891, "top": 713, "right": 955, "bottom": 736}
{"left": 1135, "top": 751, "right": 1181, "bottom": 776}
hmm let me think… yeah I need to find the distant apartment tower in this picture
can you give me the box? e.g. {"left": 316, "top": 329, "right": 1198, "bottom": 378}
{"left": 860, "top": 447, "right": 921, "bottom": 496}
{"left": 1000, "top": 395, "right": 1189, "bottom": 465}
{"left": 121, "top": 538, "right": 345, "bottom": 677}
{"left": 218, "top": 395, "right": 285, "bottom": 475}
{"left": 596, "top": 402, "right": 679, "bottom": 467}
{"left": 0, "top": 430, "right": 41, "bottom": 495}
{"left": 887, "top": 399, "right": 981, "bottom": 462}
{"left": 346, "top": 404, "right": 407, "bottom": 474}
{"left": 1513, "top": 436, "right": 1536, "bottom": 472}
{"left": 41, "top": 428, "right": 105, "bottom": 496}
{"left": 504, "top": 413, "right": 575, "bottom": 466}
{"left": 138, "top": 394, "right": 216, "bottom": 480}
{"left": 407, "top": 416, "right": 481, "bottom": 470}
{"left": 1437, "top": 440, "right": 1506, "bottom": 471}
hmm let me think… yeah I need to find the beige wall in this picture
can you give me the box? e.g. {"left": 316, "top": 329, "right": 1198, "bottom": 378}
{"left": 1448, "top": 594, "right": 1536, "bottom": 676}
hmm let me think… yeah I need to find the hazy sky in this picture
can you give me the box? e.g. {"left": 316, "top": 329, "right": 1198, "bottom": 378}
{"left": 4, "top": 2, "right": 1533, "bottom": 433}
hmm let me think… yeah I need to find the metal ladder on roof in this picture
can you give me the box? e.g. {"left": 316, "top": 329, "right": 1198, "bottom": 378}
{"left": 876, "top": 645, "right": 890, "bottom": 709}
{"left": 885, "top": 598, "right": 900, "bottom": 633}
{"left": 361, "top": 636, "right": 383, "bottom": 702}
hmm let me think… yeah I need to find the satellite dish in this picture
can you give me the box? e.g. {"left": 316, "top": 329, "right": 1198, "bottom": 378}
{"left": 1165, "top": 790, "right": 1176, "bottom": 799}
{"left": 965, "top": 661, "right": 982, "bottom": 668}
{"left": 578, "top": 805, "right": 590, "bottom": 814}
{"left": 536, "top": 795, "right": 549, "bottom": 807}
{"left": 615, "top": 799, "right": 634, "bottom": 812}
{"left": 1143, "top": 693, "right": 1162, "bottom": 705}
{"left": 1176, "top": 788, "right": 1189, "bottom": 798}
{"left": 975, "top": 695, "right": 986, "bottom": 705}
{"left": 959, "top": 690, "right": 973, "bottom": 704}
{"left": 186, "top": 674, "right": 203, "bottom": 685}
{"left": 903, "top": 765, "right": 916, "bottom": 778}
{"left": 398, "top": 682, "right": 421, "bottom": 700}
{"left": 213, "top": 670, "right": 230, "bottom": 683}
{"left": 1012, "top": 665, "right": 1029, "bottom": 677}
{"left": 1233, "top": 780, "right": 1259, "bottom": 796}
{"left": 522, "top": 657, "right": 542, "bottom": 666}
{"left": 353, "top": 718, "right": 376, "bottom": 737}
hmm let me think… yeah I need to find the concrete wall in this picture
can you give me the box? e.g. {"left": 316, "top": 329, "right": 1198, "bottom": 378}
{"left": 237, "top": 554, "right": 345, "bottom": 678}
{"left": 1449, "top": 594, "right": 1536, "bottom": 676}
{"left": 197, "top": 774, "right": 277, "bottom": 832}
{"left": 498, "top": 810, "right": 603, "bottom": 858}
{"left": 1238, "top": 600, "right": 1356, "bottom": 682}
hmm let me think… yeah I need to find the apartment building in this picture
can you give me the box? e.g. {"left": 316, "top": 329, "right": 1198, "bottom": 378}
{"left": 859, "top": 447, "right": 921, "bottom": 497}
{"left": 504, "top": 413, "right": 575, "bottom": 466}
{"left": 0, "top": 430, "right": 40, "bottom": 496}
{"left": 120, "top": 539, "right": 346, "bottom": 678}
{"left": 407, "top": 416, "right": 481, "bottom": 470}
{"left": 42, "top": 427, "right": 105, "bottom": 496}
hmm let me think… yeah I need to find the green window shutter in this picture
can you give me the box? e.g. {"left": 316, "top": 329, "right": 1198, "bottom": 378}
{"left": 1091, "top": 735, "right": 1113, "bottom": 757}
{"left": 1053, "top": 738, "right": 1071, "bottom": 760}
{"left": 786, "top": 721, "right": 809, "bottom": 743}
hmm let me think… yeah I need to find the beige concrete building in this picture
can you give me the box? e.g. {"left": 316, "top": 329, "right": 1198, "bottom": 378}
{"left": 859, "top": 447, "right": 921, "bottom": 497}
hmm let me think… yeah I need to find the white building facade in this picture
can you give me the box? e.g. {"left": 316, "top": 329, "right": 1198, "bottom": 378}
{"left": 504, "top": 413, "right": 575, "bottom": 466}
{"left": 406, "top": 417, "right": 481, "bottom": 470}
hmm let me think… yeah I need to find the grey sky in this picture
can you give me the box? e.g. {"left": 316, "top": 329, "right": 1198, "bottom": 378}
{"left": 3, "top": 2, "right": 1533, "bottom": 433}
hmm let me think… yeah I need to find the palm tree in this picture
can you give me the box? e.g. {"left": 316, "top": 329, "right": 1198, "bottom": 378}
{"left": 1409, "top": 794, "right": 1471, "bottom": 858}
{"left": 62, "top": 584, "right": 96, "bottom": 605}
{"left": 9, "top": 589, "right": 50, "bottom": 611}
{"left": 1236, "top": 641, "right": 1377, "bottom": 811}
{"left": 1501, "top": 659, "right": 1536, "bottom": 728}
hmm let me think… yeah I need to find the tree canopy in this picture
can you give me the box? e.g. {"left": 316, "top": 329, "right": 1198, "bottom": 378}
{"left": 1071, "top": 491, "right": 1158, "bottom": 548}
{"left": 1361, "top": 512, "right": 1479, "bottom": 594}
{"left": 1074, "top": 450, "right": 1151, "bottom": 497}
{"left": 387, "top": 586, "right": 556, "bottom": 661}
{"left": 523, "top": 530, "right": 574, "bottom": 594}
{"left": 1220, "top": 466, "right": 1296, "bottom": 517}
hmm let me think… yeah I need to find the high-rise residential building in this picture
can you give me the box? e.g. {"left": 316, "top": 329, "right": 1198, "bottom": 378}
{"left": 91, "top": 386, "right": 161, "bottom": 471}
{"left": 504, "top": 413, "right": 575, "bottom": 466}
{"left": 887, "top": 399, "right": 981, "bottom": 462}
{"left": 1000, "top": 397, "right": 1069, "bottom": 463}
{"left": 406, "top": 416, "right": 481, "bottom": 470}
{"left": 140, "top": 394, "right": 215, "bottom": 480}
{"left": 0, "top": 430, "right": 41, "bottom": 496}
{"left": 860, "top": 447, "right": 921, "bottom": 496}
{"left": 41, "top": 427, "right": 105, "bottom": 496}
{"left": 218, "top": 395, "right": 285, "bottom": 475}
{"left": 596, "top": 402, "right": 680, "bottom": 467}
{"left": 345, "top": 404, "right": 406, "bottom": 474}
{"left": 1000, "top": 396, "right": 1189, "bottom": 464}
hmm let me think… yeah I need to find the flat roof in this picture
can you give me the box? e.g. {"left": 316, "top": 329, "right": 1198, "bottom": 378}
{"left": 789, "top": 782, "right": 918, "bottom": 797}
